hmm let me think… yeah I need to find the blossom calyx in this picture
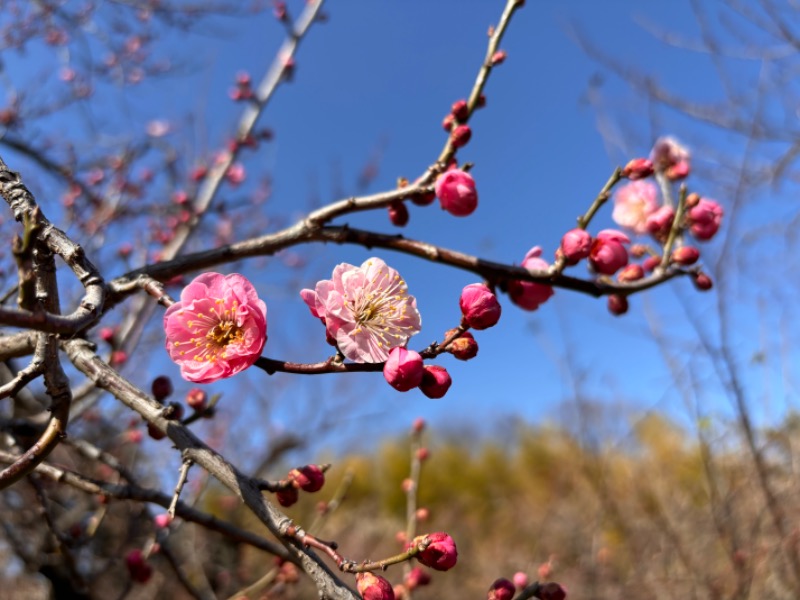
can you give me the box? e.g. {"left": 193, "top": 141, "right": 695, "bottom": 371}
{"left": 414, "top": 532, "right": 458, "bottom": 571}
{"left": 460, "top": 283, "right": 501, "bottom": 330}
{"left": 356, "top": 572, "right": 395, "bottom": 600}
{"left": 435, "top": 169, "right": 478, "bottom": 217}
{"left": 420, "top": 365, "right": 452, "bottom": 399}
{"left": 384, "top": 347, "right": 424, "bottom": 392}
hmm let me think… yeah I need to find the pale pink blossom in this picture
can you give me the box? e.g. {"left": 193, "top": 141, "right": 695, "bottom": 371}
{"left": 300, "top": 258, "right": 421, "bottom": 363}
{"left": 612, "top": 180, "right": 659, "bottom": 234}
{"left": 164, "top": 273, "right": 267, "bottom": 383}
{"left": 508, "top": 246, "right": 554, "bottom": 311}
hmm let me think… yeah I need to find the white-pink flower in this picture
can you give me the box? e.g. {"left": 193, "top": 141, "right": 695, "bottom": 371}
{"left": 300, "top": 257, "right": 421, "bottom": 363}
{"left": 612, "top": 180, "right": 659, "bottom": 234}
{"left": 164, "top": 273, "right": 267, "bottom": 383}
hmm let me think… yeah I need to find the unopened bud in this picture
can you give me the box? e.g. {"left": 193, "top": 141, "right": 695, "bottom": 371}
{"left": 622, "top": 158, "right": 654, "bottom": 180}
{"left": 125, "top": 550, "right": 153, "bottom": 584}
{"left": 356, "top": 572, "right": 395, "bottom": 600}
{"left": 488, "top": 578, "right": 516, "bottom": 600}
{"left": 534, "top": 582, "right": 568, "bottom": 600}
{"left": 414, "top": 532, "right": 458, "bottom": 571}
{"left": 186, "top": 388, "right": 207, "bottom": 410}
{"left": 383, "top": 347, "right": 424, "bottom": 392}
{"left": 560, "top": 228, "right": 592, "bottom": 265}
{"left": 288, "top": 464, "right": 325, "bottom": 493}
{"left": 416, "top": 447, "right": 430, "bottom": 462}
{"left": 491, "top": 50, "right": 507, "bottom": 65}
{"left": 276, "top": 486, "right": 299, "bottom": 507}
{"left": 607, "top": 294, "right": 629, "bottom": 316}
{"left": 420, "top": 365, "right": 452, "bottom": 399}
{"left": 404, "top": 566, "right": 431, "bottom": 590}
{"left": 151, "top": 376, "right": 173, "bottom": 402}
{"left": 450, "top": 124, "right": 472, "bottom": 149}
{"left": 460, "top": 283, "right": 501, "bottom": 329}
{"left": 447, "top": 330, "right": 478, "bottom": 361}
{"left": 442, "top": 113, "right": 455, "bottom": 132}
{"left": 412, "top": 417, "right": 426, "bottom": 433}
{"left": 693, "top": 272, "right": 713, "bottom": 291}
{"left": 388, "top": 201, "right": 409, "bottom": 227}
{"left": 617, "top": 263, "right": 644, "bottom": 283}
{"left": 451, "top": 99, "right": 469, "bottom": 122}
{"left": 671, "top": 245, "right": 700, "bottom": 266}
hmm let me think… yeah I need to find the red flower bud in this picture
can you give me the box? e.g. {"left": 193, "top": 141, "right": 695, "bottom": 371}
{"left": 671, "top": 245, "right": 700, "bottom": 265}
{"left": 414, "top": 532, "right": 458, "bottom": 571}
{"left": 411, "top": 190, "right": 436, "bottom": 206}
{"left": 416, "top": 447, "right": 429, "bottom": 462}
{"left": 534, "top": 582, "right": 568, "bottom": 600}
{"left": 383, "top": 347, "right": 424, "bottom": 392}
{"left": 420, "top": 365, "right": 452, "bottom": 399}
{"left": 617, "top": 263, "right": 644, "bottom": 283}
{"left": 125, "top": 549, "right": 153, "bottom": 584}
{"left": 388, "top": 201, "right": 409, "bottom": 227}
{"left": 404, "top": 566, "right": 431, "bottom": 590}
{"left": 488, "top": 578, "right": 516, "bottom": 600}
{"left": 451, "top": 99, "right": 469, "bottom": 122}
{"left": 460, "top": 283, "right": 501, "bottom": 330}
{"left": 450, "top": 124, "right": 472, "bottom": 149}
{"left": 186, "top": 388, "right": 207, "bottom": 410}
{"left": 642, "top": 255, "right": 661, "bottom": 272}
{"left": 289, "top": 464, "right": 325, "bottom": 493}
{"left": 491, "top": 50, "right": 507, "bottom": 65}
{"left": 693, "top": 272, "right": 713, "bottom": 291}
{"left": 147, "top": 422, "right": 166, "bottom": 441}
{"left": 356, "top": 572, "right": 395, "bottom": 600}
{"left": 622, "top": 158, "right": 654, "bottom": 180}
{"left": 276, "top": 486, "right": 298, "bottom": 507}
{"left": 442, "top": 113, "right": 455, "bottom": 132}
{"left": 607, "top": 294, "right": 629, "bottom": 316}
{"left": 151, "top": 376, "right": 173, "bottom": 402}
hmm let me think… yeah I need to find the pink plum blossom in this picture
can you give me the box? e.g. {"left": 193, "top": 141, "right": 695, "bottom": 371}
{"left": 612, "top": 180, "right": 659, "bottom": 234}
{"left": 300, "top": 258, "right": 421, "bottom": 363}
{"left": 508, "top": 246, "right": 554, "bottom": 311}
{"left": 435, "top": 169, "right": 478, "bottom": 217}
{"left": 688, "top": 198, "right": 723, "bottom": 241}
{"left": 383, "top": 347, "right": 424, "bottom": 391}
{"left": 589, "top": 230, "right": 630, "bottom": 275}
{"left": 164, "top": 273, "right": 267, "bottom": 383}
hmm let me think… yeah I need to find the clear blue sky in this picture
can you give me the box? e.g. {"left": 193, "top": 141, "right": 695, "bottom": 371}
{"left": 2, "top": 2, "right": 785, "bottom": 460}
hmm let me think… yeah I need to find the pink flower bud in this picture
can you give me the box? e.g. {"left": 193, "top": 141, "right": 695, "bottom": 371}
{"left": 688, "top": 198, "right": 723, "bottom": 241}
{"left": 607, "top": 294, "right": 629, "bottom": 316}
{"left": 388, "top": 201, "right": 409, "bottom": 227}
{"left": 186, "top": 388, "right": 207, "bottom": 410}
{"left": 420, "top": 365, "right": 452, "bottom": 399}
{"left": 289, "top": 464, "right": 325, "bottom": 493}
{"left": 99, "top": 327, "right": 116, "bottom": 343}
{"left": 404, "top": 566, "right": 431, "bottom": 590}
{"left": 225, "top": 163, "right": 246, "bottom": 186}
{"left": 151, "top": 376, "right": 173, "bottom": 402}
{"left": 617, "top": 263, "right": 644, "bottom": 283}
{"left": 190, "top": 165, "right": 208, "bottom": 181}
{"left": 414, "top": 532, "right": 458, "bottom": 571}
{"left": 509, "top": 247, "right": 554, "bottom": 311}
{"left": 671, "top": 245, "right": 700, "bottom": 265}
{"left": 154, "top": 513, "right": 172, "bottom": 529}
{"left": 642, "top": 255, "right": 661, "bottom": 272}
{"left": 126, "top": 429, "right": 143, "bottom": 444}
{"left": 651, "top": 136, "right": 690, "bottom": 180}
{"left": 383, "top": 347, "right": 424, "bottom": 392}
{"left": 356, "top": 572, "right": 396, "bottom": 600}
{"left": 645, "top": 206, "right": 675, "bottom": 241}
{"left": 622, "top": 158, "right": 654, "bottom": 180}
{"left": 693, "top": 272, "right": 713, "bottom": 291}
{"left": 450, "top": 124, "right": 472, "bottom": 149}
{"left": 491, "top": 50, "right": 507, "bottom": 65}
{"left": 435, "top": 169, "right": 478, "bottom": 217}
{"left": 442, "top": 113, "right": 455, "bottom": 132}
{"left": 111, "top": 350, "right": 128, "bottom": 365}
{"left": 513, "top": 572, "right": 529, "bottom": 588}
{"left": 125, "top": 549, "right": 153, "bottom": 584}
{"left": 488, "top": 578, "right": 516, "bottom": 600}
{"left": 534, "top": 582, "right": 568, "bottom": 600}
{"left": 276, "top": 486, "right": 298, "bottom": 507}
{"left": 416, "top": 447, "right": 429, "bottom": 461}
{"left": 560, "top": 229, "right": 592, "bottom": 265}
{"left": 451, "top": 99, "right": 469, "bottom": 122}
{"left": 460, "top": 283, "right": 501, "bottom": 330}
{"left": 447, "top": 330, "right": 478, "bottom": 361}
{"left": 412, "top": 417, "right": 426, "bottom": 433}
{"left": 402, "top": 478, "right": 414, "bottom": 493}
{"left": 415, "top": 507, "right": 430, "bottom": 521}
{"left": 589, "top": 230, "right": 630, "bottom": 275}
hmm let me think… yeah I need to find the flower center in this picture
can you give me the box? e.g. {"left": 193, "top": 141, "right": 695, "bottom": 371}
{"left": 207, "top": 320, "right": 241, "bottom": 346}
